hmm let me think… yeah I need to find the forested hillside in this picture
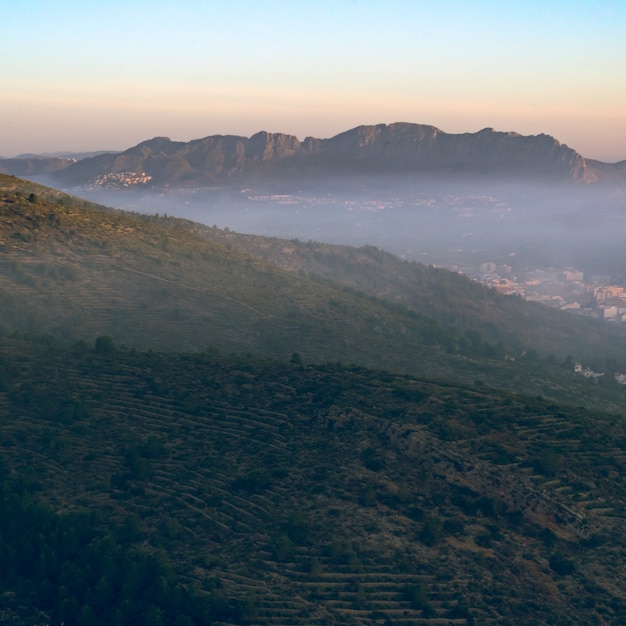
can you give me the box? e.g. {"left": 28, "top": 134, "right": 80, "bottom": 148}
{"left": 1, "top": 336, "right": 625, "bottom": 624}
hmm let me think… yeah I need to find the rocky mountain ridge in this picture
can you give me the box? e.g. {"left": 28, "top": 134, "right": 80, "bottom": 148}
{"left": 0, "top": 156, "right": 76, "bottom": 177}
{"left": 6, "top": 123, "right": 623, "bottom": 189}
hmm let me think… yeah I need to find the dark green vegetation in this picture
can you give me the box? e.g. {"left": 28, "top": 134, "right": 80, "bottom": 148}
{"left": 2, "top": 174, "right": 626, "bottom": 624}
{"left": 1, "top": 336, "right": 625, "bottom": 624}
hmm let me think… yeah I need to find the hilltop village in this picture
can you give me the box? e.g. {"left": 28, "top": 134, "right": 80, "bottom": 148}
{"left": 87, "top": 171, "right": 152, "bottom": 189}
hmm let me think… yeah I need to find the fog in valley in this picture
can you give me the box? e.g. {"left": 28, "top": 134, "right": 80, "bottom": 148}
{"left": 66, "top": 177, "right": 626, "bottom": 278}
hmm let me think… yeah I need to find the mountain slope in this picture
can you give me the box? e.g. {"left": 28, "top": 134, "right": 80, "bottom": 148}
{"left": 3, "top": 174, "right": 626, "bottom": 413}
{"left": 153, "top": 214, "right": 626, "bottom": 368}
{"left": 45, "top": 123, "right": 621, "bottom": 189}
{"left": 0, "top": 174, "right": 475, "bottom": 371}
{"left": 0, "top": 177, "right": 626, "bottom": 406}
{"left": 1, "top": 337, "right": 625, "bottom": 624}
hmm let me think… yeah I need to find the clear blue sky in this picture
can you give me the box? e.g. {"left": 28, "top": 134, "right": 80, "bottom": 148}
{"left": 2, "top": 0, "right": 625, "bottom": 160}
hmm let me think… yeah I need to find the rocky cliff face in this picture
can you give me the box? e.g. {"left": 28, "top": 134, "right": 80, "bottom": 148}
{"left": 315, "top": 124, "right": 591, "bottom": 181}
{"left": 50, "top": 123, "right": 609, "bottom": 188}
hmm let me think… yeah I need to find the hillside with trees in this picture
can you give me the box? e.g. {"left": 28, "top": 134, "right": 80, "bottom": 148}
{"left": 163, "top": 218, "right": 626, "bottom": 366}
{"left": 1, "top": 335, "right": 625, "bottom": 625}
{"left": 2, "top": 174, "right": 626, "bottom": 412}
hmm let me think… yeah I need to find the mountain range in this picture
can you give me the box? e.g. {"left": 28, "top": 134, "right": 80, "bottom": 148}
{"left": 3, "top": 123, "right": 625, "bottom": 188}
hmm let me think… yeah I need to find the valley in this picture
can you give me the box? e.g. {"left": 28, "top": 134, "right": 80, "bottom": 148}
{"left": 60, "top": 180, "right": 626, "bottom": 319}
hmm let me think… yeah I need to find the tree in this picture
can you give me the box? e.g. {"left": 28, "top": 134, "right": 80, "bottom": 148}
{"left": 419, "top": 516, "right": 444, "bottom": 546}
{"left": 534, "top": 449, "right": 561, "bottom": 476}
{"left": 549, "top": 552, "right": 575, "bottom": 575}
{"left": 272, "top": 534, "right": 294, "bottom": 561}
{"left": 403, "top": 580, "right": 429, "bottom": 610}
{"left": 290, "top": 352, "right": 303, "bottom": 365}
{"left": 95, "top": 335, "right": 116, "bottom": 353}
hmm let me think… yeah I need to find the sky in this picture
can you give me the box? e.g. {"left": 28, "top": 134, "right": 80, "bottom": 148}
{"left": 1, "top": 0, "right": 625, "bottom": 161}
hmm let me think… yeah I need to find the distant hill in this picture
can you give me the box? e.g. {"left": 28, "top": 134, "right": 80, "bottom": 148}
{"left": 0, "top": 156, "right": 75, "bottom": 176}
{"left": 14, "top": 150, "right": 116, "bottom": 159}
{"left": 585, "top": 158, "right": 626, "bottom": 184}
{"left": 5, "top": 123, "right": 623, "bottom": 189}
{"left": 3, "top": 173, "right": 626, "bottom": 414}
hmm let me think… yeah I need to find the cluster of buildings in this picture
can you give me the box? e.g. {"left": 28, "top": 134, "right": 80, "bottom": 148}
{"left": 473, "top": 263, "right": 626, "bottom": 324}
{"left": 593, "top": 285, "right": 626, "bottom": 322}
{"left": 574, "top": 362, "right": 626, "bottom": 385}
{"left": 88, "top": 171, "right": 152, "bottom": 190}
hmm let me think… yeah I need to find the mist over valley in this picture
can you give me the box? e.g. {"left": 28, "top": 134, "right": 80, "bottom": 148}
{"left": 73, "top": 176, "right": 626, "bottom": 275}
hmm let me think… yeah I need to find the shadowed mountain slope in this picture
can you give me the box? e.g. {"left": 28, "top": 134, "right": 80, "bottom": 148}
{"left": 2, "top": 175, "right": 626, "bottom": 624}
{"left": 1, "top": 338, "right": 625, "bottom": 624}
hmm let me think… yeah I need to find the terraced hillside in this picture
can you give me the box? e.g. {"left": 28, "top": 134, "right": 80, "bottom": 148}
{"left": 1, "top": 337, "right": 625, "bottom": 624}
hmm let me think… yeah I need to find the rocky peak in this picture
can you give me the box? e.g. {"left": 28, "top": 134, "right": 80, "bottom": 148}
{"left": 133, "top": 137, "right": 186, "bottom": 158}
{"left": 247, "top": 131, "right": 303, "bottom": 161}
